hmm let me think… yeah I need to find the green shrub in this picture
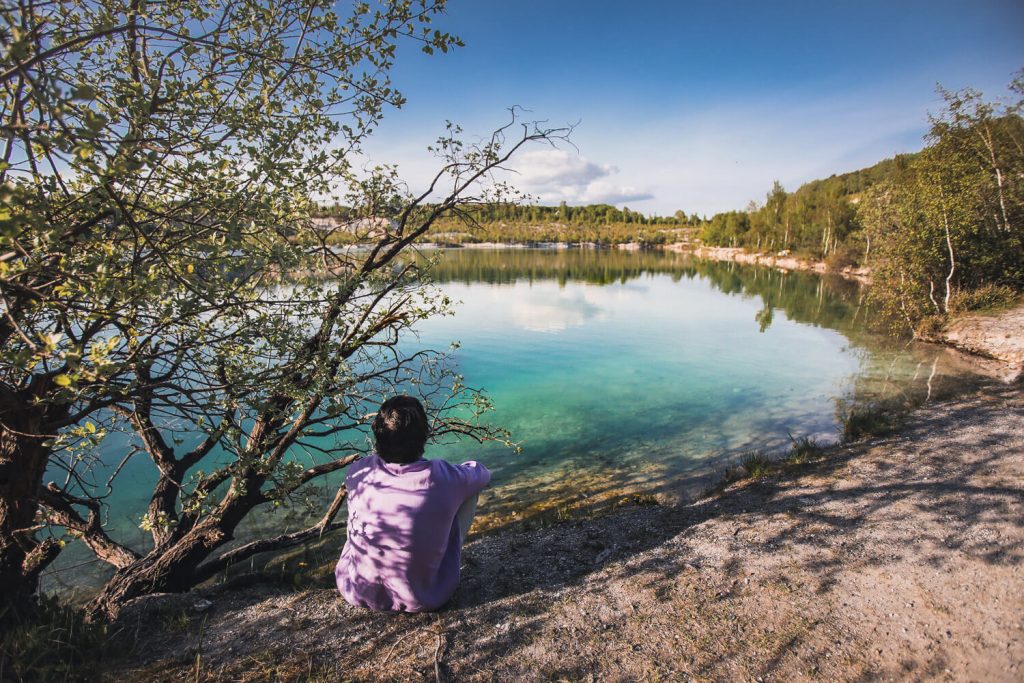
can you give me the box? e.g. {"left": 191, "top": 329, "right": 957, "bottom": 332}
{"left": 704, "top": 436, "right": 827, "bottom": 498}
{"left": 787, "top": 436, "right": 824, "bottom": 464}
{"left": 914, "top": 314, "right": 947, "bottom": 340}
{"left": 824, "top": 245, "right": 860, "bottom": 272}
{"left": 949, "top": 283, "right": 1019, "bottom": 314}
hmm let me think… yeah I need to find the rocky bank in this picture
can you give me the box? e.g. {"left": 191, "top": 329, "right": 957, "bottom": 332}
{"left": 942, "top": 304, "right": 1024, "bottom": 382}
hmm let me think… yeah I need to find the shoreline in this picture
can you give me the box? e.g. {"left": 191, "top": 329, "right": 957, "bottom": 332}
{"left": 296, "top": 239, "right": 874, "bottom": 287}
{"left": 105, "top": 383, "right": 1024, "bottom": 681}
{"left": 411, "top": 240, "right": 873, "bottom": 282}
{"left": 661, "top": 243, "right": 873, "bottom": 283}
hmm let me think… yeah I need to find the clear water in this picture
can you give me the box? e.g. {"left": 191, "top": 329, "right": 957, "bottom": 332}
{"left": 43, "top": 248, "right": 986, "bottom": 593}
{"left": 414, "top": 249, "right": 979, "bottom": 527}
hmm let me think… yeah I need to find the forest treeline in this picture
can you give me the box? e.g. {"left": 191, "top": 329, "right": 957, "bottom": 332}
{"left": 698, "top": 154, "right": 917, "bottom": 265}
{"left": 313, "top": 152, "right": 914, "bottom": 253}
{"left": 316, "top": 76, "right": 1024, "bottom": 333}
{"left": 316, "top": 200, "right": 699, "bottom": 227}
{"left": 311, "top": 153, "right": 919, "bottom": 256}
{"left": 314, "top": 202, "right": 694, "bottom": 246}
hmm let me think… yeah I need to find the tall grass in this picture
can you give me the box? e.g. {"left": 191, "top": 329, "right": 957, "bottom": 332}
{"left": 0, "top": 595, "right": 114, "bottom": 682}
{"left": 840, "top": 400, "right": 905, "bottom": 441}
{"left": 705, "top": 435, "right": 827, "bottom": 497}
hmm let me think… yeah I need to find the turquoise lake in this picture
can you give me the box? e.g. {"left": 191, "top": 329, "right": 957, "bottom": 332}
{"left": 412, "top": 249, "right": 981, "bottom": 527}
{"left": 43, "top": 248, "right": 986, "bottom": 593}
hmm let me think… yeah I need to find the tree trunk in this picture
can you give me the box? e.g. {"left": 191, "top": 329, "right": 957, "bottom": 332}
{"left": 86, "top": 518, "right": 229, "bottom": 621}
{"left": 980, "top": 125, "right": 1012, "bottom": 233}
{"left": 994, "top": 166, "right": 1011, "bottom": 232}
{"left": 943, "top": 206, "right": 956, "bottom": 313}
{"left": 0, "top": 389, "right": 56, "bottom": 624}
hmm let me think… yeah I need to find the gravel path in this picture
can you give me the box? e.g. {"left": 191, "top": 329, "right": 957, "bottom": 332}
{"left": 112, "top": 383, "right": 1023, "bottom": 682}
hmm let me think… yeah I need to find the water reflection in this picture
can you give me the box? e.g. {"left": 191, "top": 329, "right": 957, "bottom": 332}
{"left": 508, "top": 288, "right": 606, "bottom": 333}
{"left": 421, "top": 247, "right": 868, "bottom": 337}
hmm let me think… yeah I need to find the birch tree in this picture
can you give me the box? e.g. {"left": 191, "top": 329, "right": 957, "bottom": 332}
{"left": 859, "top": 75, "right": 1023, "bottom": 333}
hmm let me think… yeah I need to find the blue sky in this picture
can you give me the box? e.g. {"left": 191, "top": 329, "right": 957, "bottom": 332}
{"left": 359, "top": 0, "right": 1024, "bottom": 216}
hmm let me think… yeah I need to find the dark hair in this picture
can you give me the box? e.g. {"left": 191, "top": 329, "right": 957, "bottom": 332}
{"left": 372, "top": 396, "right": 429, "bottom": 464}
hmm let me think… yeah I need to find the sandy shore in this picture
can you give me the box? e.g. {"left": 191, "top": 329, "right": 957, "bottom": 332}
{"left": 107, "top": 383, "right": 1023, "bottom": 682}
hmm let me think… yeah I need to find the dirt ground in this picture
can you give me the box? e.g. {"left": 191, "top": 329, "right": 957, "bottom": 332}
{"left": 107, "top": 383, "right": 1023, "bottom": 682}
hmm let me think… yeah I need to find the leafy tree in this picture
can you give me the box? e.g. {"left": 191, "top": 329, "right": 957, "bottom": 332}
{"left": 861, "top": 75, "right": 1024, "bottom": 332}
{"left": 0, "top": 0, "right": 567, "bottom": 622}
{"left": 764, "top": 180, "right": 787, "bottom": 248}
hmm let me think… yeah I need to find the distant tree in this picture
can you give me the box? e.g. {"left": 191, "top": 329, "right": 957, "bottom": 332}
{"left": 765, "top": 181, "right": 787, "bottom": 247}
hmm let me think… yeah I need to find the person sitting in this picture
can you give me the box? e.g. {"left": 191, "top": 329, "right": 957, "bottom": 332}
{"left": 335, "top": 395, "right": 491, "bottom": 612}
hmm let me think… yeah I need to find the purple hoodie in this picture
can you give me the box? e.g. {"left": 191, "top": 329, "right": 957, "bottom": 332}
{"left": 335, "top": 453, "right": 491, "bottom": 612}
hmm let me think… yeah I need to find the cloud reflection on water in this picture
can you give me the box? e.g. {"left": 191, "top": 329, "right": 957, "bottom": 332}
{"left": 507, "top": 288, "right": 606, "bottom": 333}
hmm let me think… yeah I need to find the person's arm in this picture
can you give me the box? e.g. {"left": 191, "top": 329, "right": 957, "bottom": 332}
{"left": 455, "top": 461, "right": 491, "bottom": 497}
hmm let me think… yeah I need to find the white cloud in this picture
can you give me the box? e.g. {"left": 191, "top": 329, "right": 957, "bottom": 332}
{"left": 515, "top": 149, "right": 610, "bottom": 186}
{"left": 509, "top": 149, "right": 654, "bottom": 206}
